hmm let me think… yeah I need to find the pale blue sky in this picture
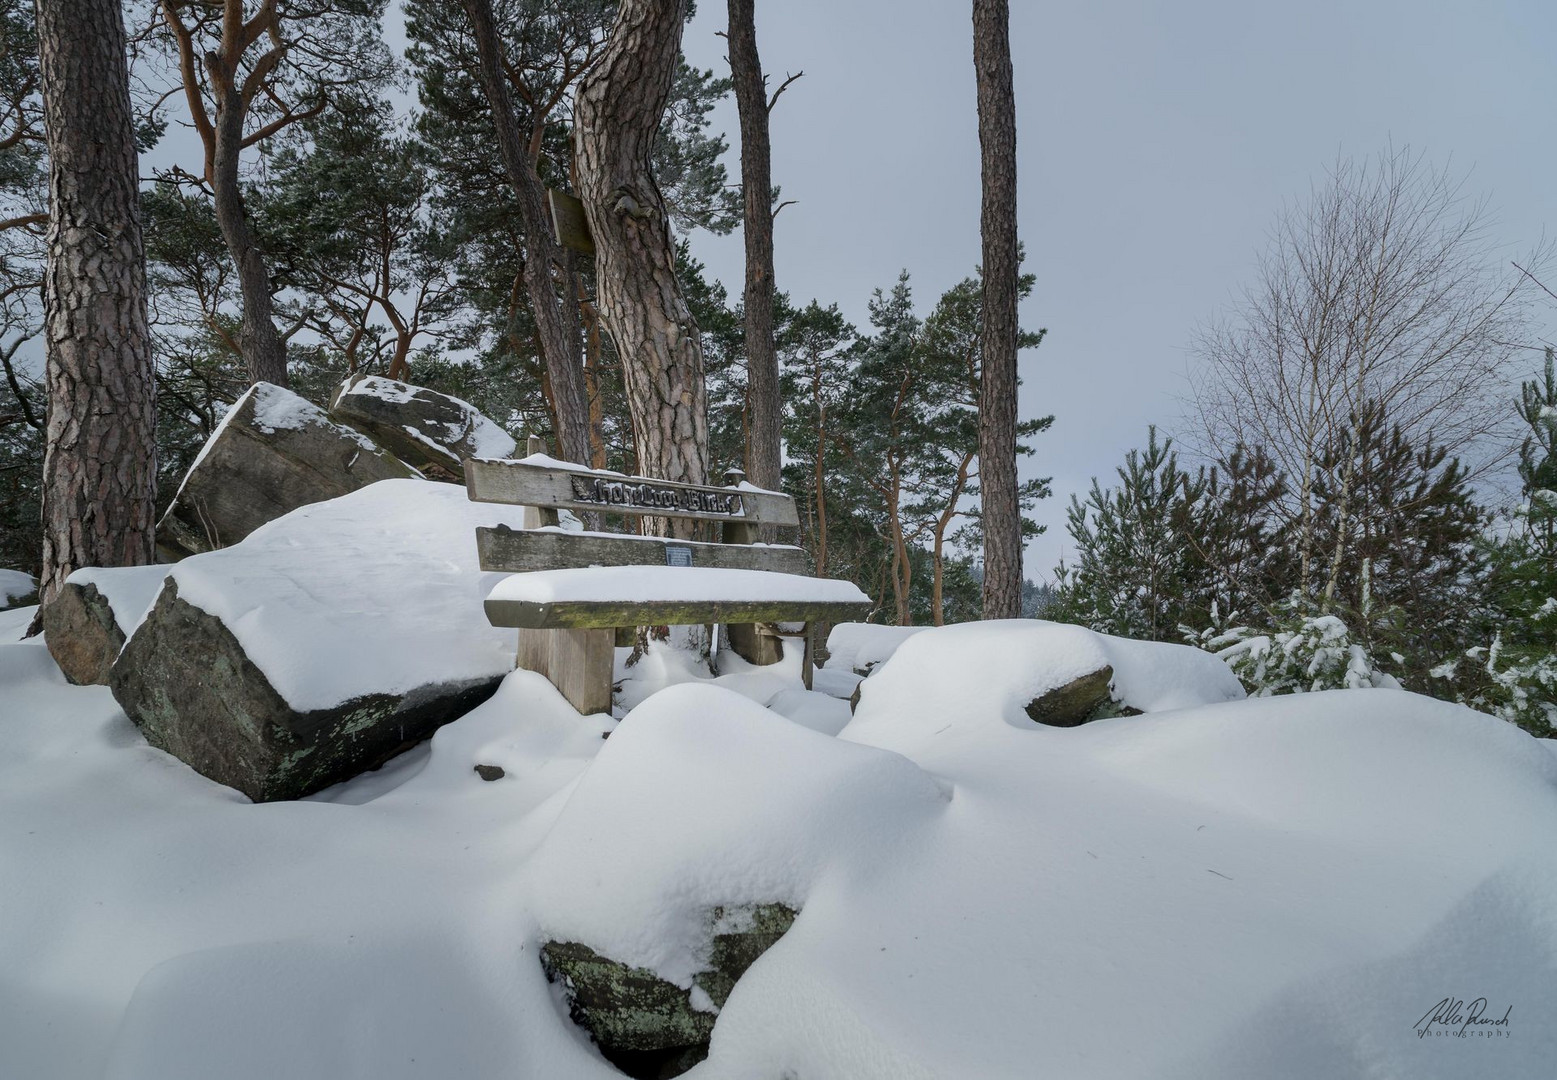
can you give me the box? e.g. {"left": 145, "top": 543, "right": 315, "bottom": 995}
{"left": 677, "top": 0, "right": 1557, "bottom": 580}
{"left": 169, "top": 2, "right": 1557, "bottom": 582}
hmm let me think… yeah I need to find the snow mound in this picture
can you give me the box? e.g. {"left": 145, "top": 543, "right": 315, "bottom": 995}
{"left": 164, "top": 478, "right": 527, "bottom": 711}
{"left": 1, "top": 567, "right": 36, "bottom": 605}
{"left": 823, "top": 621, "right": 926, "bottom": 672}
{"left": 524, "top": 683, "right": 950, "bottom": 985}
{"left": 0, "top": 604, "right": 34, "bottom": 642}
{"left": 3, "top": 615, "right": 1555, "bottom": 1079}
{"left": 842, "top": 619, "right": 1244, "bottom": 753}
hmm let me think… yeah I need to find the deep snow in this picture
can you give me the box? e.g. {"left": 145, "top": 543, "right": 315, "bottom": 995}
{"left": 2, "top": 608, "right": 1554, "bottom": 1078}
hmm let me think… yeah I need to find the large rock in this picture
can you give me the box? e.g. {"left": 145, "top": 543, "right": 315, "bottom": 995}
{"left": 541, "top": 903, "right": 797, "bottom": 1079}
{"left": 329, "top": 374, "right": 517, "bottom": 481}
{"left": 157, "top": 381, "right": 415, "bottom": 560}
{"left": 841, "top": 621, "right": 1246, "bottom": 753}
{"left": 112, "top": 580, "right": 499, "bottom": 802}
{"left": 1024, "top": 664, "right": 1114, "bottom": 726}
{"left": 40, "top": 565, "right": 168, "bottom": 685}
{"left": 111, "top": 480, "right": 533, "bottom": 801}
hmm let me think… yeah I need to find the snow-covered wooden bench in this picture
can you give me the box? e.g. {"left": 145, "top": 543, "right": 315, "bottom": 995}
{"left": 464, "top": 443, "right": 873, "bottom": 713}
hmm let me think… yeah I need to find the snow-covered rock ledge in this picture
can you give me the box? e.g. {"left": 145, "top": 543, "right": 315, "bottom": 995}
{"left": 157, "top": 381, "right": 416, "bottom": 560}
{"left": 111, "top": 479, "right": 531, "bottom": 801}
{"left": 329, "top": 373, "right": 517, "bottom": 480}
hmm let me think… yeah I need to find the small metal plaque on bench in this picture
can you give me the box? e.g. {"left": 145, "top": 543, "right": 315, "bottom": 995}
{"left": 665, "top": 544, "right": 694, "bottom": 568}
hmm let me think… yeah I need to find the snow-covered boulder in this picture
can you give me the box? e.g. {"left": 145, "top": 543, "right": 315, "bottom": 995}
{"left": 329, "top": 374, "right": 517, "bottom": 481}
{"left": 157, "top": 382, "right": 416, "bottom": 560}
{"left": 40, "top": 565, "right": 169, "bottom": 685}
{"left": 823, "top": 622, "right": 926, "bottom": 675}
{"left": 845, "top": 620, "right": 1245, "bottom": 750}
{"left": 0, "top": 568, "right": 36, "bottom": 610}
{"left": 541, "top": 902, "right": 797, "bottom": 1077}
{"left": 524, "top": 683, "right": 948, "bottom": 1071}
{"left": 112, "top": 480, "right": 530, "bottom": 801}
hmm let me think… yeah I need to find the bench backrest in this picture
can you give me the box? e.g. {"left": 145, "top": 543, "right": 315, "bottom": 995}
{"left": 464, "top": 451, "right": 807, "bottom": 575}
{"left": 464, "top": 456, "right": 799, "bottom": 528}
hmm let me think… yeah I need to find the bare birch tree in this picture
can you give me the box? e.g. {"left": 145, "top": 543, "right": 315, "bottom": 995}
{"left": 1190, "top": 146, "right": 1539, "bottom": 604}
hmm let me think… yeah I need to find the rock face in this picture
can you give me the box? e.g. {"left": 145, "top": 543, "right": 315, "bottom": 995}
{"left": 157, "top": 381, "right": 414, "bottom": 560}
{"left": 40, "top": 565, "right": 170, "bottom": 685}
{"left": 111, "top": 580, "right": 501, "bottom": 802}
{"left": 329, "top": 374, "right": 517, "bottom": 481}
{"left": 42, "top": 582, "right": 126, "bottom": 685}
{"left": 541, "top": 903, "right": 797, "bottom": 1079}
{"left": 1024, "top": 665, "right": 1115, "bottom": 727}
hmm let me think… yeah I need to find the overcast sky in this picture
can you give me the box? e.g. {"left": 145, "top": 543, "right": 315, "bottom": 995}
{"left": 674, "top": 0, "right": 1557, "bottom": 581}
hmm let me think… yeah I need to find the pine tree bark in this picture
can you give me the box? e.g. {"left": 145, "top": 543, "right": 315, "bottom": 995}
{"left": 973, "top": 0, "right": 1022, "bottom": 619}
{"left": 461, "top": 0, "right": 592, "bottom": 465}
{"left": 574, "top": 0, "right": 709, "bottom": 508}
{"left": 32, "top": 0, "right": 157, "bottom": 613}
{"left": 727, "top": 0, "right": 781, "bottom": 503}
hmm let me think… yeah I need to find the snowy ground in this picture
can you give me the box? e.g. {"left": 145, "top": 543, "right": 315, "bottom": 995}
{"left": 3, "top": 613, "right": 1555, "bottom": 1078}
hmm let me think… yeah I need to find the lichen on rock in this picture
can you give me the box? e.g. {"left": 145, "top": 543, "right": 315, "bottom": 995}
{"left": 540, "top": 902, "right": 798, "bottom": 1078}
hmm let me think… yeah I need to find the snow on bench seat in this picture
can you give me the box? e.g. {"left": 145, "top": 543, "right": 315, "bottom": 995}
{"left": 484, "top": 566, "right": 872, "bottom": 629}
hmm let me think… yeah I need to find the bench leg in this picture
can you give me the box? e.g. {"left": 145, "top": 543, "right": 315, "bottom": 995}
{"left": 802, "top": 622, "right": 814, "bottom": 691}
{"left": 516, "top": 628, "right": 552, "bottom": 678}
{"left": 727, "top": 622, "right": 784, "bottom": 667}
{"left": 516, "top": 627, "right": 614, "bottom": 715}
{"left": 550, "top": 628, "right": 615, "bottom": 715}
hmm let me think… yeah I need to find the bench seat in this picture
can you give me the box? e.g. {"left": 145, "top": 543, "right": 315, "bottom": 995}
{"left": 484, "top": 565, "right": 873, "bottom": 629}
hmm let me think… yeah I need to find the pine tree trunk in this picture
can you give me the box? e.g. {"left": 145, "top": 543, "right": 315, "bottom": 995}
{"left": 209, "top": 78, "right": 287, "bottom": 387}
{"left": 813, "top": 379, "right": 829, "bottom": 575}
{"left": 574, "top": 0, "right": 710, "bottom": 516}
{"left": 32, "top": 0, "right": 157, "bottom": 613}
{"left": 884, "top": 464, "right": 912, "bottom": 625}
{"left": 727, "top": 0, "right": 782, "bottom": 505}
{"left": 973, "top": 0, "right": 1022, "bottom": 619}
{"left": 461, "top": 0, "right": 592, "bottom": 466}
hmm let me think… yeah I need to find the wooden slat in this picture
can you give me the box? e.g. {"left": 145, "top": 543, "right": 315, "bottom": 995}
{"left": 465, "top": 458, "right": 799, "bottom": 527}
{"left": 476, "top": 525, "right": 811, "bottom": 574}
{"left": 484, "top": 596, "right": 873, "bottom": 630}
{"left": 548, "top": 188, "right": 595, "bottom": 255}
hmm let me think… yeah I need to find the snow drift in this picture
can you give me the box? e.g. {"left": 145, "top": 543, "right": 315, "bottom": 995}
{"left": 3, "top": 611, "right": 1553, "bottom": 1078}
